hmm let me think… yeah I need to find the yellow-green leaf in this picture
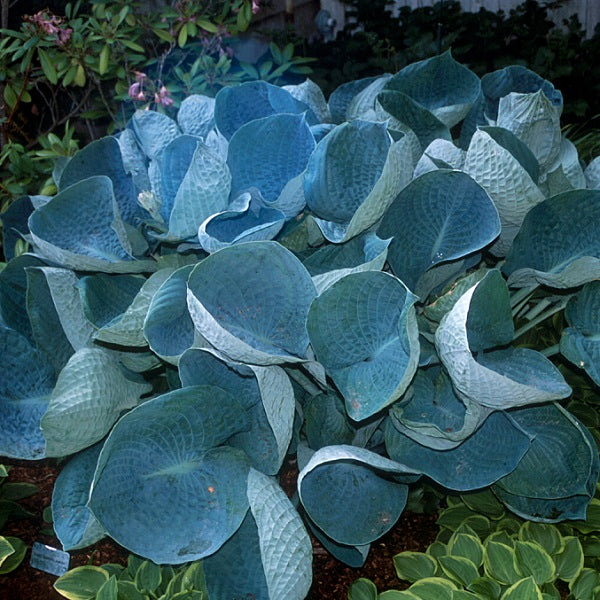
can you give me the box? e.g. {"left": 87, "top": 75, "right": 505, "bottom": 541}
{"left": 178, "top": 24, "right": 188, "bottom": 48}
{"left": 197, "top": 19, "right": 219, "bottom": 33}
{"left": 74, "top": 64, "right": 86, "bottom": 87}
{"left": 98, "top": 45, "right": 110, "bottom": 75}
{"left": 3, "top": 83, "right": 17, "bottom": 108}
{"left": 54, "top": 566, "right": 110, "bottom": 600}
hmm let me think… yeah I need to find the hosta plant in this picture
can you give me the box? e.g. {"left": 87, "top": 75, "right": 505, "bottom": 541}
{"left": 1, "top": 50, "right": 600, "bottom": 599}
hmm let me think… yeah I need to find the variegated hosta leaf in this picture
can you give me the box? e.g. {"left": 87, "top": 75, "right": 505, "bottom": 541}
{"left": 0, "top": 326, "right": 55, "bottom": 459}
{"left": 464, "top": 127, "right": 545, "bottom": 256}
{"left": 377, "top": 170, "right": 500, "bottom": 295}
{"left": 493, "top": 403, "right": 599, "bottom": 522}
{"left": 204, "top": 469, "right": 312, "bottom": 600}
{"left": 560, "top": 281, "right": 600, "bottom": 386}
{"left": 41, "top": 347, "right": 152, "bottom": 456}
{"left": 179, "top": 348, "right": 295, "bottom": 475}
{"left": 307, "top": 271, "right": 419, "bottom": 421}
{"left": 435, "top": 273, "right": 571, "bottom": 409}
{"left": 52, "top": 443, "right": 105, "bottom": 551}
{"left": 383, "top": 50, "right": 481, "bottom": 127}
{"left": 503, "top": 189, "right": 600, "bottom": 288}
{"left": 187, "top": 242, "right": 317, "bottom": 365}
{"left": 298, "top": 445, "right": 419, "bottom": 546}
{"left": 88, "top": 385, "right": 252, "bottom": 564}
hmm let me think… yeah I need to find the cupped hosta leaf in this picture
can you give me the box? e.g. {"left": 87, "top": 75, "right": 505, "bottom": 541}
{"left": 308, "top": 522, "right": 370, "bottom": 568}
{"left": 214, "top": 80, "right": 316, "bottom": 140}
{"left": 52, "top": 443, "right": 105, "bottom": 551}
{"left": 414, "top": 138, "right": 465, "bottom": 178}
{"left": 385, "top": 411, "right": 531, "bottom": 491}
{"left": 328, "top": 75, "right": 381, "bottom": 123}
{"left": 198, "top": 190, "right": 285, "bottom": 253}
{"left": 585, "top": 156, "right": 600, "bottom": 189}
{"left": 307, "top": 124, "right": 414, "bottom": 243}
{"left": 160, "top": 135, "right": 231, "bottom": 240}
{"left": 303, "top": 232, "right": 391, "bottom": 293}
{"left": 560, "top": 281, "right": 600, "bottom": 386}
{"left": 298, "top": 445, "right": 419, "bottom": 546}
{"left": 187, "top": 241, "right": 317, "bottom": 365}
{"left": 58, "top": 136, "right": 143, "bottom": 225}
{"left": 497, "top": 91, "right": 562, "bottom": 174}
{"left": 388, "top": 367, "right": 493, "bottom": 450}
{"left": 492, "top": 403, "right": 599, "bottom": 522}
{"left": 41, "top": 347, "right": 151, "bottom": 457}
{"left": 0, "top": 254, "right": 45, "bottom": 339}
{"left": 384, "top": 51, "right": 481, "bottom": 127}
{"left": 307, "top": 271, "right": 419, "bottom": 421}
{"left": 228, "top": 113, "right": 315, "bottom": 203}
{"left": 118, "top": 128, "right": 151, "bottom": 191}
{"left": 179, "top": 348, "right": 295, "bottom": 475}
{"left": 131, "top": 109, "right": 180, "bottom": 160}
{"left": 545, "top": 137, "right": 586, "bottom": 195}
{"left": 1, "top": 195, "right": 34, "bottom": 261}
{"left": 304, "top": 390, "right": 355, "bottom": 450}
{"left": 464, "top": 127, "right": 545, "bottom": 256}
{"left": 177, "top": 94, "right": 215, "bottom": 139}
{"left": 503, "top": 190, "right": 600, "bottom": 288}
{"left": 28, "top": 176, "right": 154, "bottom": 273}
{"left": 264, "top": 171, "right": 306, "bottom": 220}
{"left": 88, "top": 385, "right": 252, "bottom": 564}
{"left": 143, "top": 265, "right": 198, "bottom": 363}
{"left": 435, "top": 275, "right": 571, "bottom": 409}
{"left": 376, "top": 90, "right": 452, "bottom": 149}
{"left": 284, "top": 78, "right": 331, "bottom": 123}
{"left": 377, "top": 170, "right": 500, "bottom": 294}
{"left": 346, "top": 75, "right": 393, "bottom": 120}
{"left": 95, "top": 268, "right": 177, "bottom": 347}
{"left": 0, "top": 326, "right": 55, "bottom": 459}
{"left": 205, "top": 468, "right": 312, "bottom": 600}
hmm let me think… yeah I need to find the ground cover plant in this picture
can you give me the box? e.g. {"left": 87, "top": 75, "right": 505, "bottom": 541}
{"left": 1, "top": 50, "right": 600, "bottom": 599}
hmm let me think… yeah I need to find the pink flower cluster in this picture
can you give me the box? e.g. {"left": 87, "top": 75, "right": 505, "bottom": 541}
{"left": 28, "top": 11, "right": 72, "bottom": 45}
{"left": 128, "top": 72, "right": 174, "bottom": 107}
{"left": 252, "top": 0, "right": 260, "bottom": 15}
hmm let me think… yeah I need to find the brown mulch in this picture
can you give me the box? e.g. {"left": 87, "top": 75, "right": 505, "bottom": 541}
{"left": 0, "top": 458, "right": 438, "bottom": 600}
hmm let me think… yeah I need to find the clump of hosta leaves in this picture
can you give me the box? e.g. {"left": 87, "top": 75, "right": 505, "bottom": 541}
{"left": 350, "top": 489, "right": 600, "bottom": 600}
{"left": 3, "top": 49, "right": 600, "bottom": 600}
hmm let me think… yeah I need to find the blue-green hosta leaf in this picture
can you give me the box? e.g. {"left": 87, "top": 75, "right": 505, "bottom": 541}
{"left": 307, "top": 271, "right": 419, "bottom": 421}
{"left": 198, "top": 190, "right": 285, "bottom": 253}
{"left": 283, "top": 78, "right": 331, "bottom": 123}
{"left": 179, "top": 348, "right": 295, "bottom": 475}
{"left": 585, "top": 156, "right": 600, "bottom": 189}
{"left": 304, "top": 390, "right": 355, "bottom": 450}
{"left": 303, "top": 232, "right": 391, "bottom": 293}
{"left": 26, "top": 267, "right": 93, "bottom": 374}
{"left": 0, "top": 254, "right": 45, "bottom": 339}
{"left": 328, "top": 76, "right": 382, "bottom": 123}
{"left": 311, "top": 123, "right": 336, "bottom": 143}
{"left": 388, "top": 368, "right": 494, "bottom": 450}
{"left": 497, "top": 91, "right": 562, "bottom": 174}
{"left": 117, "top": 128, "right": 151, "bottom": 191}
{"left": 545, "top": 137, "right": 585, "bottom": 194}
{"left": 1, "top": 195, "right": 34, "bottom": 261}
{"left": 228, "top": 113, "right": 315, "bottom": 203}
{"left": 0, "top": 326, "right": 54, "bottom": 459}
{"left": 307, "top": 124, "right": 414, "bottom": 243}
{"left": 78, "top": 273, "right": 145, "bottom": 329}
{"left": 58, "top": 137, "right": 144, "bottom": 225}
{"left": 131, "top": 109, "right": 180, "bottom": 160}
{"left": 385, "top": 411, "right": 531, "bottom": 491}
{"left": 143, "top": 265, "right": 198, "bottom": 364}
{"left": 464, "top": 128, "right": 545, "bottom": 256}
{"left": 384, "top": 51, "right": 481, "bottom": 127}
{"left": 205, "top": 469, "right": 312, "bottom": 600}
{"left": 264, "top": 172, "right": 306, "bottom": 220}
{"left": 308, "top": 522, "right": 370, "bottom": 568}
{"left": 161, "top": 136, "right": 231, "bottom": 240}
{"left": 435, "top": 276, "right": 571, "bottom": 409}
{"left": 95, "top": 268, "right": 176, "bottom": 347}
{"left": 88, "top": 385, "right": 251, "bottom": 564}
{"left": 502, "top": 190, "right": 600, "bottom": 288}
{"left": 298, "top": 445, "right": 419, "bottom": 546}
{"left": 177, "top": 94, "right": 215, "bottom": 139}
{"left": 414, "top": 139, "right": 466, "bottom": 178}
{"left": 493, "top": 404, "right": 599, "bottom": 522}
{"left": 346, "top": 75, "right": 393, "bottom": 120}
{"left": 214, "top": 80, "right": 316, "bottom": 140}
{"left": 41, "top": 347, "right": 152, "bottom": 456}
{"left": 376, "top": 90, "right": 452, "bottom": 150}
{"left": 28, "top": 176, "right": 155, "bottom": 273}
{"left": 187, "top": 242, "right": 317, "bottom": 365}
{"left": 377, "top": 170, "right": 500, "bottom": 294}
{"left": 560, "top": 281, "right": 600, "bottom": 386}
{"left": 52, "top": 443, "right": 105, "bottom": 551}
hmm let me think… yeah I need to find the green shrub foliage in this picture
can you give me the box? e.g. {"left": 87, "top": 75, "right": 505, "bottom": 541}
{"left": 1, "top": 52, "right": 600, "bottom": 599}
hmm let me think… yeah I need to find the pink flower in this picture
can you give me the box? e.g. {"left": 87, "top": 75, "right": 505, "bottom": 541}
{"left": 155, "top": 86, "right": 174, "bottom": 107}
{"left": 134, "top": 71, "right": 147, "bottom": 83}
{"left": 252, "top": 0, "right": 260, "bottom": 14}
{"left": 128, "top": 82, "right": 146, "bottom": 101}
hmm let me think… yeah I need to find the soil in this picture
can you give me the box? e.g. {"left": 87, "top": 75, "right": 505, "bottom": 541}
{"left": 0, "top": 458, "right": 439, "bottom": 600}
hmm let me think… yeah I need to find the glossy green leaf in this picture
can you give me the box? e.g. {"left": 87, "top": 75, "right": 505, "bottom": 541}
{"left": 407, "top": 577, "right": 457, "bottom": 600}
{"left": 393, "top": 552, "right": 438, "bottom": 583}
{"left": 514, "top": 541, "right": 555, "bottom": 584}
{"left": 439, "top": 555, "right": 480, "bottom": 587}
{"left": 500, "top": 577, "right": 543, "bottom": 600}
{"left": 307, "top": 271, "right": 419, "bottom": 421}
{"left": 53, "top": 566, "right": 110, "bottom": 600}
{"left": 484, "top": 540, "right": 521, "bottom": 585}
{"left": 518, "top": 522, "right": 564, "bottom": 556}
{"left": 553, "top": 536, "right": 584, "bottom": 582}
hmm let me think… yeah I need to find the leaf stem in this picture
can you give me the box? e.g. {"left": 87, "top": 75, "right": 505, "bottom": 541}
{"left": 541, "top": 343, "right": 560, "bottom": 357}
{"left": 513, "top": 297, "right": 569, "bottom": 340}
{"left": 510, "top": 284, "right": 539, "bottom": 316}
